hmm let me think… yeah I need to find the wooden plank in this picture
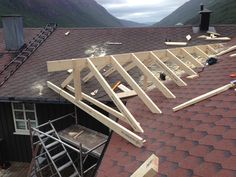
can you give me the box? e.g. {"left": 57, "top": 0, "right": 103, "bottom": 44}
{"left": 47, "top": 81, "right": 145, "bottom": 147}
{"left": 165, "top": 42, "right": 187, "bottom": 46}
{"left": 132, "top": 53, "right": 176, "bottom": 98}
{"left": 206, "top": 37, "right": 231, "bottom": 41}
{"left": 47, "top": 57, "right": 110, "bottom": 72}
{"left": 217, "top": 45, "right": 236, "bottom": 56}
{"left": 131, "top": 154, "right": 159, "bottom": 177}
{"left": 166, "top": 50, "right": 197, "bottom": 76}
{"left": 87, "top": 58, "right": 144, "bottom": 133}
{"left": 180, "top": 48, "right": 204, "bottom": 67}
{"left": 118, "top": 84, "right": 131, "bottom": 92}
{"left": 73, "top": 60, "right": 82, "bottom": 101}
{"left": 150, "top": 51, "right": 187, "bottom": 87}
{"left": 116, "top": 90, "right": 137, "bottom": 99}
{"left": 173, "top": 83, "right": 235, "bottom": 112}
{"left": 104, "top": 62, "right": 135, "bottom": 77}
{"left": 111, "top": 55, "right": 162, "bottom": 114}
{"left": 66, "top": 85, "right": 128, "bottom": 123}
{"left": 82, "top": 93, "right": 128, "bottom": 124}
{"left": 194, "top": 46, "right": 209, "bottom": 59}
{"left": 61, "top": 73, "right": 73, "bottom": 88}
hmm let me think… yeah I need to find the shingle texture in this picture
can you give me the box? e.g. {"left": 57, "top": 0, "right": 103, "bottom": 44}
{"left": 97, "top": 38, "right": 236, "bottom": 177}
{"left": 1, "top": 25, "right": 236, "bottom": 102}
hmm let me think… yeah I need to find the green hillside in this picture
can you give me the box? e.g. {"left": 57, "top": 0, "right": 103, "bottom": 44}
{"left": 154, "top": 0, "right": 236, "bottom": 27}
{"left": 0, "top": 0, "right": 123, "bottom": 27}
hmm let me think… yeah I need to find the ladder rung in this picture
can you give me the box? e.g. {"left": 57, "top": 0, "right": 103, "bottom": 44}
{"left": 51, "top": 150, "right": 66, "bottom": 160}
{"left": 70, "top": 171, "right": 79, "bottom": 177}
{"left": 45, "top": 141, "right": 59, "bottom": 149}
{"left": 40, "top": 129, "right": 54, "bottom": 138}
{"left": 58, "top": 161, "right": 72, "bottom": 172}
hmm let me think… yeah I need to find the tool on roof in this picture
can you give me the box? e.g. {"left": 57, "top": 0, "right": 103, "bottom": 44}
{"left": 112, "top": 81, "right": 121, "bottom": 91}
{"left": 173, "top": 80, "right": 236, "bottom": 112}
{"left": 65, "top": 31, "right": 70, "bottom": 36}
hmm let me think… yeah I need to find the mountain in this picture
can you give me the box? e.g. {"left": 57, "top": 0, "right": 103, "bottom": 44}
{"left": 154, "top": 0, "right": 236, "bottom": 27}
{"left": 119, "top": 19, "right": 148, "bottom": 27}
{"left": 0, "top": 0, "right": 129, "bottom": 27}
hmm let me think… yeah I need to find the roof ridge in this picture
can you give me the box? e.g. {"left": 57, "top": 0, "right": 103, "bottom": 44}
{"left": 0, "top": 23, "right": 57, "bottom": 87}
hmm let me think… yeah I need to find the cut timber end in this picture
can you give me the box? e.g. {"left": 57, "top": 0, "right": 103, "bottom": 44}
{"left": 131, "top": 154, "right": 159, "bottom": 177}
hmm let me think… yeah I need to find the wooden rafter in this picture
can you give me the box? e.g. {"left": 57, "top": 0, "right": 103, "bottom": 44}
{"left": 47, "top": 81, "right": 145, "bottom": 147}
{"left": 46, "top": 43, "right": 223, "bottom": 147}
{"left": 111, "top": 55, "right": 163, "bottom": 113}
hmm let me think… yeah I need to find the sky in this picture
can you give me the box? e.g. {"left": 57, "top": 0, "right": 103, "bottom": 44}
{"left": 95, "top": 0, "right": 189, "bottom": 23}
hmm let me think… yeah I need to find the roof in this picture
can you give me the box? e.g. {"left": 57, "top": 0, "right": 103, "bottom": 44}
{"left": 1, "top": 25, "right": 236, "bottom": 102}
{"left": 97, "top": 39, "right": 236, "bottom": 177}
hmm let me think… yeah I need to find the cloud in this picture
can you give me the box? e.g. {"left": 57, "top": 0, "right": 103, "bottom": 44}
{"left": 95, "top": 0, "right": 189, "bottom": 23}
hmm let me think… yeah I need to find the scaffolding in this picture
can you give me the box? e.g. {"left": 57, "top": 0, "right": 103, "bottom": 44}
{"left": 28, "top": 113, "right": 108, "bottom": 177}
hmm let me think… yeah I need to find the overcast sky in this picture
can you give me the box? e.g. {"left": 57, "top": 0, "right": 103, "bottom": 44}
{"left": 95, "top": 0, "right": 189, "bottom": 23}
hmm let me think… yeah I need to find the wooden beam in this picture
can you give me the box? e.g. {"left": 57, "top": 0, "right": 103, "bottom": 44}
{"left": 118, "top": 84, "right": 131, "bottom": 92}
{"left": 104, "top": 62, "right": 135, "bottom": 77}
{"left": 73, "top": 60, "right": 82, "bottom": 101}
{"left": 65, "top": 85, "right": 129, "bottom": 123}
{"left": 111, "top": 55, "right": 162, "bottom": 113}
{"left": 132, "top": 53, "right": 176, "bottom": 98}
{"left": 173, "top": 82, "right": 235, "bottom": 112}
{"left": 216, "top": 45, "right": 236, "bottom": 56}
{"left": 86, "top": 58, "right": 144, "bottom": 133}
{"left": 165, "top": 42, "right": 187, "bottom": 46}
{"left": 82, "top": 63, "right": 107, "bottom": 83}
{"left": 149, "top": 51, "right": 187, "bottom": 87}
{"left": 206, "top": 37, "right": 231, "bottom": 41}
{"left": 166, "top": 49, "right": 197, "bottom": 76}
{"left": 131, "top": 154, "right": 159, "bottom": 177}
{"left": 47, "top": 81, "right": 145, "bottom": 147}
{"left": 116, "top": 90, "right": 137, "bottom": 99}
{"left": 47, "top": 56, "right": 110, "bottom": 72}
{"left": 61, "top": 73, "right": 73, "bottom": 88}
{"left": 180, "top": 48, "right": 204, "bottom": 67}
{"left": 194, "top": 46, "right": 209, "bottom": 59}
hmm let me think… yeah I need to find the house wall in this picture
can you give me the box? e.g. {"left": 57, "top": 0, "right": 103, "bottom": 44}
{"left": 0, "top": 102, "right": 74, "bottom": 162}
{"left": 0, "top": 102, "right": 110, "bottom": 162}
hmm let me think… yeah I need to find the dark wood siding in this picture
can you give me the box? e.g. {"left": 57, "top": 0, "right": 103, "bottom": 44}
{"left": 0, "top": 102, "right": 74, "bottom": 162}
{"left": 0, "top": 102, "right": 109, "bottom": 162}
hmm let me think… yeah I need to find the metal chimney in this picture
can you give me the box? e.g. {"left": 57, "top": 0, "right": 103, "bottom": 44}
{"left": 199, "top": 4, "right": 212, "bottom": 31}
{"left": 2, "top": 15, "right": 25, "bottom": 51}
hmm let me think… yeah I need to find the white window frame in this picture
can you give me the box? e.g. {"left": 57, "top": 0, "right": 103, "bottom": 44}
{"left": 11, "top": 102, "right": 38, "bottom": 135}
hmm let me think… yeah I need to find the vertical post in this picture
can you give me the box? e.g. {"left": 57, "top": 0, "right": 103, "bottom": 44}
{"left": 73, "top": 60, "right": 82, "bottom": 101}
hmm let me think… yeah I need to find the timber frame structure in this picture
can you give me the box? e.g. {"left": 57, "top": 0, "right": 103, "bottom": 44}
{"left": 47, "top": 44, "right": 223, "bottom": 147}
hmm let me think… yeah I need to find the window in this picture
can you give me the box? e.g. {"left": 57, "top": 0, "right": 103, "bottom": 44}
{"left": 12, "top": 102, "right": 38, "bottom": 135}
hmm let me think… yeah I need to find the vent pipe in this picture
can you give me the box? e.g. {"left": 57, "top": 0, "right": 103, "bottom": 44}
{"left": 2, "top": 15, "right": 25, "bottom": 51}
{"left": 199, "top": 4, "right": 212, "bottom": 31}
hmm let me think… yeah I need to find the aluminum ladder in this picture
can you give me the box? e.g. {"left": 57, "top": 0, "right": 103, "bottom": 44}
{"left": 36, "top": 121, "right": 80, "bottom": 177}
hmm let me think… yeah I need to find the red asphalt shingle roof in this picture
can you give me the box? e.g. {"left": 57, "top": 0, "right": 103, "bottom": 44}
{"left": 97, "top": 39, "right": 236, "bottom": 177}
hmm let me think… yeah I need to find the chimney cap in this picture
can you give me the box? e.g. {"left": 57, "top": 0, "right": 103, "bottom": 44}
{"left": 199, "top": 7, "right": 212, "bottom": 14}
{"left": 1, "top": 14, "right": 22, "bottom": 18}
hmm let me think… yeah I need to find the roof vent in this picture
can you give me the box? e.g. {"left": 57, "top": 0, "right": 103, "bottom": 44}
{"left": 2, "top": 15, "right": 25, "bottom": 51}
{"left": 199, "top": 4, "right": 212, "bottom": 31}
